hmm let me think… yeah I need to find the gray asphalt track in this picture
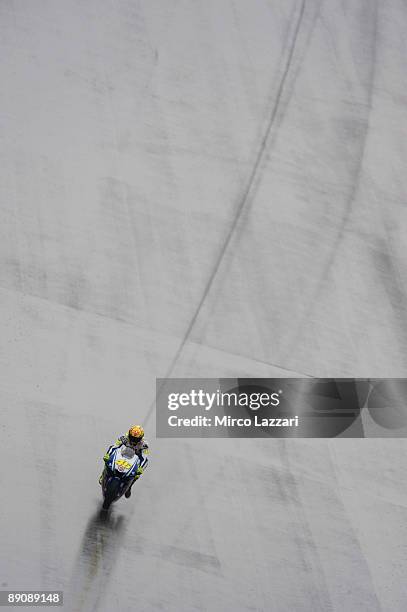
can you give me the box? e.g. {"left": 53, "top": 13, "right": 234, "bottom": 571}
{"left": 1, "top": 1, "right": 407, "bottom": 611}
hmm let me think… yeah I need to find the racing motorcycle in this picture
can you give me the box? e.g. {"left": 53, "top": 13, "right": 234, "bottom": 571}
{"left": 101, "top": 445, "right": 141, "bottom": 510}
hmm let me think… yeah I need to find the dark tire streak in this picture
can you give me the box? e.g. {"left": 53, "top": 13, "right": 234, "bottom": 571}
{"left": 144, "top": 0, "right": 314, "bottom": 426}
{"left": 283, "top": 0, "right": 379, "bottom": 364}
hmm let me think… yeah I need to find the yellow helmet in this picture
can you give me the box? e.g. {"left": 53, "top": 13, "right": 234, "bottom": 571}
{"left": 128, "top": 425, "right": 144, "bottom": 443}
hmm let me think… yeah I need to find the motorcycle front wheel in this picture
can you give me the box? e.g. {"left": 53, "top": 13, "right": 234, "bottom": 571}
{"left": 102, "top": 478, "right": 121, "bottom": 510}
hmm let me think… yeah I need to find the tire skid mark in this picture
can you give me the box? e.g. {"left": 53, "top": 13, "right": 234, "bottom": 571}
{"left": 326, "top": 443, "right": 383, "bottom": 610}
{"left": 283, "top": 0, "right": 379, "bottom": 363}
{"left": 275, "top": 440, "right": 334, "bottom": 611}
{"left": 145, "top": 0, "right": 323, "bottom": 426}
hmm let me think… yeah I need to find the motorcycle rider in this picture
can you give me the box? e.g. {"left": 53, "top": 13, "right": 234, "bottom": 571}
{"left": 99, "top": 425, "right": 149, "bottom": 498}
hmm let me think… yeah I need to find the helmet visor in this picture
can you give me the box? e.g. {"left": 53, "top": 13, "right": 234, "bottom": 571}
{"left": 129, "top": 434, "right": 142, "bottom": 444}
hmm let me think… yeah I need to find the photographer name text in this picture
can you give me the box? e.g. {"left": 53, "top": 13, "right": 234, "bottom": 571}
{"left": 168, "top": 415, "right": 299, "bottom": 428}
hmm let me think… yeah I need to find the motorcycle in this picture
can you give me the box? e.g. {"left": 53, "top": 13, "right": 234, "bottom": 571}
{"left": 101, "top": 445, "right": 141, "bottom": 510}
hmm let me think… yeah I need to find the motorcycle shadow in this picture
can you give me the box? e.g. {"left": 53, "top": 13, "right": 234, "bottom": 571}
{"left": 69, "top": 506, "right": 127, "bottom": 611}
